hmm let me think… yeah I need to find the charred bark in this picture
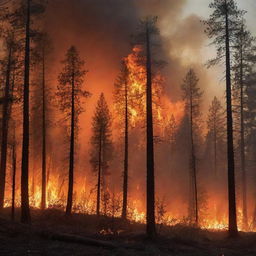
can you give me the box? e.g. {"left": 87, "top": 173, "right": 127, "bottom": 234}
{"left": 96, "top": 131, "right": 102, "bottom": 216}
{"left": 11, "top": 127, "right": 16, "bottom": 221}
{"left": 189, "top": 84, "right": 198, "bottom": 226}
{"left": 122, "top": 73, "right": 129, "bottom": 220}
{"left": 21, "top": 0, "right": 31, "bottom": 224}
{"left": 145, "top": 24, "right": 156, "bottom": 239}
{"left": 214, "top": 121, "right": 217, "bottom": 177}
{"left": 225, "top": 0, "right": 238, "bottom": 237}
{"left": 239, "top": 25, "right": 247, "bottom": 230}
{"left": 41, "top": 49, "right": 47, "bottom": 210}
{"left": 0, "top": 42, "right": 13, "bottom": 210}
{"left": 66, "top": 68, "right": 75, "bottom": 216}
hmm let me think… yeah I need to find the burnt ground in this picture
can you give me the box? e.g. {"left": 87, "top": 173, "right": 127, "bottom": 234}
{"left": 0, "top": 208, "right": 256, "bottom": 256}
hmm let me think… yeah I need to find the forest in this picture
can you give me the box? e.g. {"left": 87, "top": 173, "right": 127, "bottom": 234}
{"left": 0, "top": 0, "right": 256, "bottom": 255}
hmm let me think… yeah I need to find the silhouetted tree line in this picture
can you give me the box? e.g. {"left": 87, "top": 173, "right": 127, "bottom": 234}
{"left": 0, "top": 0, "right": 255, "bottom": 240}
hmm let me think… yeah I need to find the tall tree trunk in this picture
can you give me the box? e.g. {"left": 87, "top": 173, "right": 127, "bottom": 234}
{"left": 239, "top": 26, "right": 247, "bottom": 230}
{"left": 21, "top": 0, "right": 31, "bottom": 224}
{"left": 66, "top": 69, "right": 75, "bottom": 216}
{"left": 11, "top": 126, "right": 16, "bottom": 221}
{"left": 214, "top": 121, "right": 217, "bottom": 177}
{"left": 96, "top": 131, "right": 102, "bottom": 216}
{"left": 225, "top": 0, "right": 238, "bottom": 236}
{"left": 145, "top": 23, "right": 156, "bottom": 239}
{"left": 189, "top": 80, "right": 198, "bottom": 226}
{"left": 122, "top": 75, "right": 128, "bottom": 220}
{"left": 0, "top": 42, "right": 13, "bottom": 210}
{"left": 41, "top": 49, "right": 46, "bottom": 210}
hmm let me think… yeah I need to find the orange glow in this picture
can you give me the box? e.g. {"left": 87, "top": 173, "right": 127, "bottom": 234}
{"left": 3, "top": 45, "right": 253, "bottom": 234}
{"left": 4, "top": 179, "right": 255, "bottom": 232}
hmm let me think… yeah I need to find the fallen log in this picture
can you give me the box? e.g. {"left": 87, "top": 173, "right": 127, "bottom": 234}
{"left": 40, "top": 231, "right": 118, "bottom": 249}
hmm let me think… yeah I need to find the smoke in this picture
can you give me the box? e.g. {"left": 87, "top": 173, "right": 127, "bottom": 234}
{"left": 27, "top": 0, "right": 230, "bottom": 221}
{"left": 43, "top": 0, "right": 212, "bottom": 104}
{"left": 42, "top": 0, "right": 209, "bottom": 200}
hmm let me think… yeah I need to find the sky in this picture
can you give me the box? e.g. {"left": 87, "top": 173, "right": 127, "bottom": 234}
{"left": 172, "top": 0, "right": 256, "bottom": 112}
{"left": 184, "top": 0, "right": 256, "bottom": 29}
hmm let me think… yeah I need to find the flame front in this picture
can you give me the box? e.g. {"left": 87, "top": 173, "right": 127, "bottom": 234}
{"left": 3, "top": 46, "right": 254, "bottom": 233}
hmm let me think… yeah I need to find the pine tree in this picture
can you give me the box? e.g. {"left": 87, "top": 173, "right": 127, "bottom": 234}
{"left": 232, "top": 23, "right": 255, "bottom": 230}
{"left": 90, "top": 93, "right": 112, "bottom": 216}
{"left": 20, "top": 0, "right": 46, "bottom": 224}
{"left": 181, "top": 69, "right": 203, "bottom": 226}
{"left": 0, "top": 33, "right": 16, "bottom": 211}
{"left": 57, "top": 46, "right": 90, "bottom": 216}
{"left": 32, "top": 32, "right": 52, "bottom": 210}
{"left": 10, "top": 120, "right": 17, "bottom": 221}
{"left": 133, "top": 16, "right": 162, "bottom": 239}
{"left": 114, "top": 61, "right": 130, "bottom": 220}
{"left": 204, "top": 0, "right": 245, "bottom": 236}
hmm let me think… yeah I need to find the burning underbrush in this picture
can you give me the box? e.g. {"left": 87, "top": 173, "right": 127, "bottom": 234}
{"left": 4, "top": 183, "right": 255, "bottom": 233}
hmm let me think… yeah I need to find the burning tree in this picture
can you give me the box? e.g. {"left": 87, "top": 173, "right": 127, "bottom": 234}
{"left": 114, "top": 61, "right": 130, "bottom": 220}
{"left": 232, "top": 23, "right": 255, "bottom": 230}
{"left": 31, "top": 32, "right": 53, "bottom": 210}
{"left": 181, "top": 69, "right": 203, "bottom": 226}
{"left": 204, "top": 0, "right": 245, "bottom": 237}
{"left": 90, "top": 93, "right": 112, "bottom": 216}
{"left": 57, "top": 46, "right": 90, "bottom": 216}
{"left": 0, "top": 0, "right": 46, "bottom": 222}
{"left": 127, "top": 16, "right": 166, "bottom": 239}
{"left": 0, "top": 32, "right": 17, "bottom": 212}
{"left": 135, "top": 16, "right": 157, "bottom": 239}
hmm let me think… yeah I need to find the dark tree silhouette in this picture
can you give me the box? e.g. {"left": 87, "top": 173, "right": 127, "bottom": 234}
{"left": 40, "top": 35, "right": 47, "bottom": 210}
{"left": 10, "top": 121, "right": 17, "bottom": 221}
{"left": 90, "top": 93, "right": 112, "bottom": 216}
{"left": 33, "top": 32, "right": 52, "bottom": 210}
{"left": 0, "top": 33, "right": 15, "bottom": 211}
{"left": 133, "top": 16, "right": 164, "bottom": 239}
{"left": 57, "top": 46, "right": 90, "bottom": 216}
{"left": 21, "top": 0, "right": 31, "bottom": 224}
{"left": 144, "top": 17, "right": 157, "bottom": 239}
{"left": 114, "top": 61, "right": 130, "bottom": 220}
{"left": 181, "top": 69, "right": 203, "bottom": 226}
{"left": 204, "top": 0, "right": 245, "bottom": 237}
{"left": 232, "top": 23, "right": 255, "bottom": 230}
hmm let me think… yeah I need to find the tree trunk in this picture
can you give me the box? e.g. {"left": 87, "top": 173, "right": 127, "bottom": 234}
{"left": 214, "top": 121, "right": 217, "bottom": 177}
{"left": 11, "top": 126, "right": 16, "bottom": 221}
{"left": 41, "top": 49, "right": 47, "bottom": 210}
{"left": 189, "top": 77, "right": 198, "bottom": 226}
{"left": 0, "top": 42, "right": 13, "bottom": 210}
{"left": 21, "top": 0, "right": 31, "bottom": 224}
{"left": 122, "top": 73, "right": 128, "bottom": 220}
{"left": 96, "top": 131, "right": 102, "bottom": 216}
{"left": 225, "top": 0, "right": 238, "bottom": 236}
{"left": 65, "top": 67, "right": 75, "bottom": 216}
{"left": 239, "top": 26, "right": 247, "bottom": 230}
{"left": 145, "top": 23, "right": 156, "bottom": 239}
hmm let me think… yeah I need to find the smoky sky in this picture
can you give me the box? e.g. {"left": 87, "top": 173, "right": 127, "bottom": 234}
{"left": 42, "top": 0, "right": 210, "bottom": 157}
{"left": 43, "top": 0, "right": 194, "bottom": 99}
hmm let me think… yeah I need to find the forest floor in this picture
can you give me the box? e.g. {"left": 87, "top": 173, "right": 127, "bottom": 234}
{"left": 0, "top": 208, "right": 256, "bottom": 256}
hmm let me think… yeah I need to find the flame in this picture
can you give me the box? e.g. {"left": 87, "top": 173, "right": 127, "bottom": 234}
{"left": 2, "top": 46, "right": 253, "bottom": 233}
{"left": 122, "top": 46, "right": 185, "bottom": 128}
{"left": 4, "top": 177, "right": 255, "bottom": 232}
